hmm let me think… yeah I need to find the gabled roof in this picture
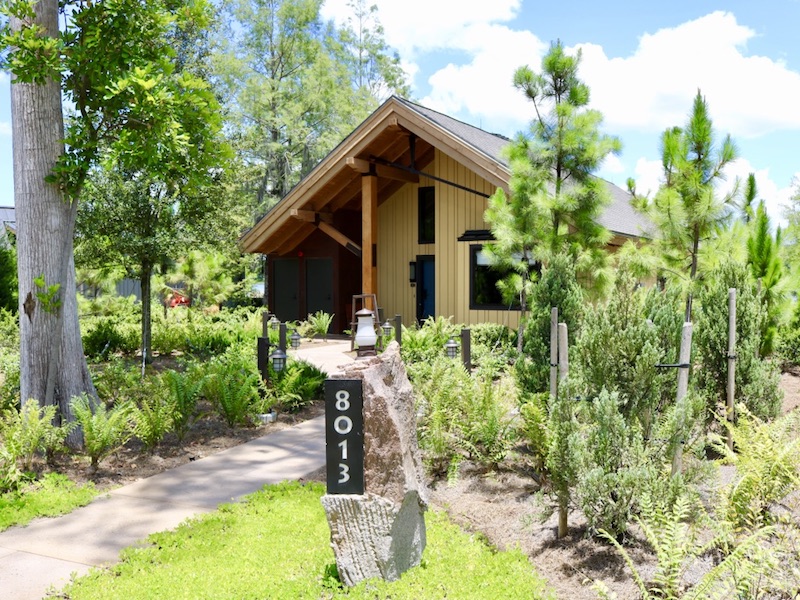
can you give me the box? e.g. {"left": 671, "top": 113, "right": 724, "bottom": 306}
{"left": 240, "top": 96, "right": 649, "bottom": 254}
{"left": 0, "top": 206, "right": 15, "bottom": 243}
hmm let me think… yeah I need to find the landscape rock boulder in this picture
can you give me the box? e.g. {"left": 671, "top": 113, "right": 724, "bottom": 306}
{"left": 321, "top": 342, "right": 428, "bottom": 586}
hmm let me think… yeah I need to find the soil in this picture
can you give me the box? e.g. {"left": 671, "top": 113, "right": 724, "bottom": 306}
{"left": 45, "top": 369, "right": 800, "bottom": 600}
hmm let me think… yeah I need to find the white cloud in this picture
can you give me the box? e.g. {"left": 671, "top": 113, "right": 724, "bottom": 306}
{"left": 576, "top": 12, "right": 800, "bottom": 138}
{"left": 420, "top": 24, "right": 544, "bottom": 131}
{"left": 321, "top": 0, "right": 522, "bottom": 56}
{"left": 0, "top": 122, "right": 10, "bottom": 137}
{"left": 599, "top": 153, "right": 625, "bottom": 176}
{"left": 632, "top": 158, "right": 664, "bottom": 198}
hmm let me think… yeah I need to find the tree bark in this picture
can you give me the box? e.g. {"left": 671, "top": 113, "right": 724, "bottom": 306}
{"left": 11, "top": 0, "right": 94, "bottom": 446}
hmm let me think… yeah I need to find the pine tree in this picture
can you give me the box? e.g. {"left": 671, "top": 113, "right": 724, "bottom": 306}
{"left": 635, "top": 91, "right": 738, "bottom": 321}
{"left": 484, "top": 40, "right": 620, "bottom": 351}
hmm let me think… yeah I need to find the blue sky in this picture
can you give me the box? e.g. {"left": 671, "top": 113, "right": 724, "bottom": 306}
{"left": 2, "top": 0, "right": 799, "bottom": 224}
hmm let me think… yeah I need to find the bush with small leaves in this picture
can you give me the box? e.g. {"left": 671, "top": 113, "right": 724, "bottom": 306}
{"left": 515, "top": 253, "right": 583, "bottom": 395}
{"left": 71, "top": 394, "right": 133, "bottom": 469}
{"left": 694, "top": 260, "right": 782, "bottom": 421}
{"left": 83, "top": 319, "right": 125, "bottom": 360}
{"left": 0, "top": 349, "right": 20, "bottom": 413}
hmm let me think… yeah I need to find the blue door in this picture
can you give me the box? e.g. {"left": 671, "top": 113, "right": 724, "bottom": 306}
{"left": 416, "top": 256, "right": 435, "bottom": 323}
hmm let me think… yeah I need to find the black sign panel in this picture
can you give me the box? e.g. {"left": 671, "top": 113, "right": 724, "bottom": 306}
{"left": 324, "top": 379, "right": 364, "bottom": 495}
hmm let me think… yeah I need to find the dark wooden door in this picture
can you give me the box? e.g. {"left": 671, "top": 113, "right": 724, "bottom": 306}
{"left": 306, "top": 257, "right": 334, "bottom": 316}
{"left": 273, "top": 258, "right": 299, "bottom": 321}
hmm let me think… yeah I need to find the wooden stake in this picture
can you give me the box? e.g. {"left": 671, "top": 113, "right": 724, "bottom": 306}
{"left": 557, "top": 321, "right": 569, "bottom": 539}
{"left": 727, "top": 288, "right": 737, "bottom": 452}
{"left": 672, "top": 322, "right": 693, "bottom": 477}
{"left": 550, "top": 307, "right": 558, "bottom": 400}
{"left": 558, "top": 323, "right": 569, "bottom": 381}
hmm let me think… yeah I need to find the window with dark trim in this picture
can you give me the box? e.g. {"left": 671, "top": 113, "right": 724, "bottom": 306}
{"left": 418, "top": 186, "right": 435, "bottom": 244}
{"left": 469, "top": 245, "right": 539, "bottom": 310}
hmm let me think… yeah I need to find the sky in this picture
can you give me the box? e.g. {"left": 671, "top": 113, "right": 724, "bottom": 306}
{"left": 2, "top": 0, "right": 799, "bottom": 225}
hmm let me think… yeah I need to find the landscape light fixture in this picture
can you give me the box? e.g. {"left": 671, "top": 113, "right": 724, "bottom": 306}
{"left": 290, "top": 330, "right": 301, "bottom": 350}
{"left": 382, "top": 320, "right": 393, "bottom": 337}
{"left": 269, "top": 315, "right": 280, "bottom": 331}
{"left": 270, "top": 347, "right": 287, "bottom": 372}
{"left": 444, "top": 337, "right": 459, "bottom": 359}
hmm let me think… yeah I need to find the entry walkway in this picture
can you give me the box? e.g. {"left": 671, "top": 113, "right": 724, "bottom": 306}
{"left": 0, "top": 340, "right": 353, "bottom": 600}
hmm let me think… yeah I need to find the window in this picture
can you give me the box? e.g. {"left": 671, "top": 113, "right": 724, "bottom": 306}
{"left": 469, "top": 245, "right": 539, "bottom": 310}
{"left": 418, "top": 186, "right": 435, "bottom": 244}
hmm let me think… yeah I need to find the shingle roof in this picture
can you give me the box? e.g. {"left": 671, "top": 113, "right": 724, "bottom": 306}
{"left": 395, "top": 97, "right": 511, "bottom": 167}
{"left": 394, "top": 98, "right": 650, "bottom": 239}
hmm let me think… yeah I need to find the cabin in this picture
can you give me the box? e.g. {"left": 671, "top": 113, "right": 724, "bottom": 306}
{"left": 240, "top": 97, "right": 650, "bottom": 333}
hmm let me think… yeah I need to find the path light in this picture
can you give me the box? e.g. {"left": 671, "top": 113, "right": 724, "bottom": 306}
{"left": 382, "top": 320, "right": 393, "bottom": 337}
{"left": 270, "top": 347, "right": 287, "bottom": 372}
{"left": 290, "top": 330, "right": 301, "bottom": 350}
{"left": 444, "top": 337, "right": 459, "bottom": 359}
{"left": 354, "top": 308, "right": 377, "bottom": 357}
{"left": 269, "top": 315, "right": 280, "bottom": 331}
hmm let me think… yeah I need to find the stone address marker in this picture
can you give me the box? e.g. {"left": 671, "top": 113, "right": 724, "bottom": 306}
{"left": 321, "top": 342, "right": 428, "bottom": 587}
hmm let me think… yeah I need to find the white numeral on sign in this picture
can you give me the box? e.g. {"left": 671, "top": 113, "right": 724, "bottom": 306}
{"left": 338, "top": 439, "right": 348, "bottom": 460}
{"left": 334, "top": 415, "right": 353, "bottom": 435}
{"left": 335, "top": 390, "right": 350, "bottom": 411}
{"left": 338, "top": 463, "right": 350, "bottom": 483}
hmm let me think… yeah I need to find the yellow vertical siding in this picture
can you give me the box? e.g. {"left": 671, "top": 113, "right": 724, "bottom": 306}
{"left": 377, "top": 150, "right": 520, "bottom": 330}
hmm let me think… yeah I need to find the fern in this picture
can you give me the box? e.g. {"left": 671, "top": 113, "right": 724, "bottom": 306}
{"left": 0, "top": 399, "right": 69, "bottom": 470}
{"left": 161, "top": 370, "right": 204, "bottom": 443}
{"left": 131, "top": 393, "right": 174, "bottom": 451}
{"left": 71, "top": 394, "right": 133, "bottom": 469}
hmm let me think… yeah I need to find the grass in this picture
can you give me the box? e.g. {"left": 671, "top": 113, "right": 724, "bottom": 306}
{"left": 0, "top": 473, "right": 98, "bottom": 531}
{"left": 62, "top": 481, "right": 551, "bottom": 599}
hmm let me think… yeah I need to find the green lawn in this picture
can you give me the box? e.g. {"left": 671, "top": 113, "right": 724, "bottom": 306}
{"left": 62, "top": 481, "right": 551, "bottom": 599}
{"left": 0, "top": 473, "right": 98, "bottom": 531}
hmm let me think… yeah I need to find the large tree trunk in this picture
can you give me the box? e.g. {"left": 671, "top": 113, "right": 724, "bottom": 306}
{"left": 11, "top": 0, "right": 94, "bottom": 447}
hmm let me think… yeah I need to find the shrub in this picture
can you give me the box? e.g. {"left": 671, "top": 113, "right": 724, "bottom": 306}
{"left": 82, "top": 319, "right": 132, "bottom": 360}
{"left": 0, "top": 243, "right": 17, "bottom": 313}
{"left": 694, "top": 260, "right": 782, "bottom": 421}
{"left": 71, "top": 394, "right": 133, "bottom": 469}
{"left": 0, "top": 444, "right": 23, "bottom": 493}
{"left": 574, "top": 270, "right": 676, "bottom": 438}
{"left": 515, "top": 253, "right": 583, "bottom": 395}
{"left": 92, "top": 358, "right": 142, "bottom": 404}
{"left": 0, "top": 349, "right": 20, "bottom": 413}
{"left": 0, "top": 399, "right": 70, "bottom": 471}
{"left": 0, "top": 308, "right": 19, "bottom": 351}
{"left": 572, "top": 389, "right": 653, "bottom": 538}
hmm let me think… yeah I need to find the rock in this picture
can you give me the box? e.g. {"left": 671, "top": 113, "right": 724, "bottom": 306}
{"left": 322, "top": 342, "right": 428, "bottom": 586}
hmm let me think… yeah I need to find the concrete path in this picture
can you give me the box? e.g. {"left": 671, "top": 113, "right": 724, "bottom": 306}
{"left": 0, "top": 340, "right": 354, "bottom": 600}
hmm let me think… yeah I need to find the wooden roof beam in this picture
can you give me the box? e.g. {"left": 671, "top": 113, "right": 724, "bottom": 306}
{"left": 346, "top": 157, "right": 419, "bottom": 183}
{"left": 290, "top": 209, "right": 333, "bottom": 224}
{"left": 318, "top": 222, "right": 362, "bottom": 257}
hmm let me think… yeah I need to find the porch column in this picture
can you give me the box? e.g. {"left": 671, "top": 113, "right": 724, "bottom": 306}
{"left": 362, "top": 173, "right": 378, "bottom": 307}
